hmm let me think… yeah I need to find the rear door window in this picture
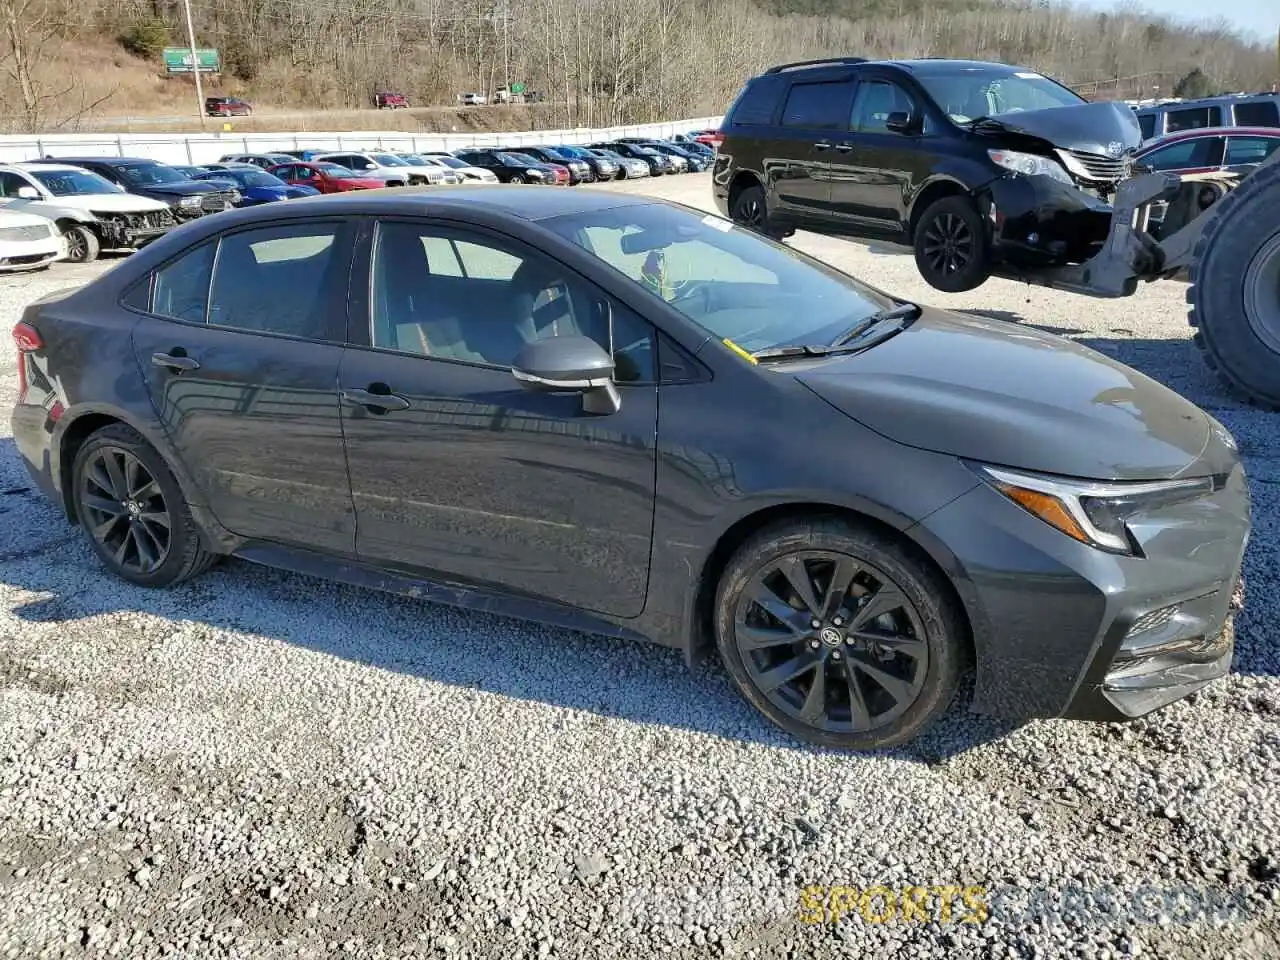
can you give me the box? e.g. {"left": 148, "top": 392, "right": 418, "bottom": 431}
{"left": 1139, "top": 137, "right": 1225, "bottom": 171}
{"left": 1137, "top": 113, "right": 1156, "bottom": 139}
{"left": 1225, "top": 136, "right": 1280, "bottom": 166}
{"left": 1165, "top": 105, "right": 1222, "bottom": 133}
{"left": 779, "top": 80, "right": 857, "bottom": 130}
{"left": 1233, "top": 100, "right": 1280, "bottom": 127}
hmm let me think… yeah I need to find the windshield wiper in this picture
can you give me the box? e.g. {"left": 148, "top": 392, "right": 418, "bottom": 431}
{"left": 831, "top": 301, "right": 922, "bottom": 345}
{"left": 752, "top": 302, "right": 921, "bottom": 363}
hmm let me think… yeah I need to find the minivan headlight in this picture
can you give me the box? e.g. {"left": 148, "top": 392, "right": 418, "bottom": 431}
{"left": 988, "top": 149, "right": 1074, "bottom": 186}
{"left": 974, "top": 464, "right": 1214, "bottom": 554}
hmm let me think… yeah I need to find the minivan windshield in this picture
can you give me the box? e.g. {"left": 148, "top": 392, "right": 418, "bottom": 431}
{"left": 540, "top": 202, "right": 893, "bottom": 353}
{"left": 916, "top": 68, "right": 1085, "bottom": 124}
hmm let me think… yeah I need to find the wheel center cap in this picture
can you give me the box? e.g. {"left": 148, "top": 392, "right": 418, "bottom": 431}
{"left": 819, "top": 627, "right": 843, "bottom": 646}
{"left": 124, "top": 500, "right": 141, "bottom": 518}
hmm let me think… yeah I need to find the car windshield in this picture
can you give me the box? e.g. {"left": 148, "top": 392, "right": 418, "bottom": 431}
{"left": 430, "top": 155, "right": 467, "bottom": 169}
{"left": 916, "top": 68, "right": 1085, "bottom": 123}
{"left": 117, "top": 163, "right": 188, "bottom": 185}
{"left": 218, "top": 169, "right": 283, "bottom": 187}
{"left": 502, "top": 152, "right": 539, "bottom": 165}
{"left": 590, "top": 149, "right": 620, "bottom": 159}
{"left": 372, "top": 154, "right": 408, "bottom": 165}
{"left": 556, "top": 147, "right": 584, "bottom": 158}
{"left": 28, "top": 169, "right": 123, "bottom": 195}
{"left": 315, "top": 162, "right": 356, "bottom": 176}
{"left": 540, "top": 202, "right": 893, "bottom": 353}
{"left": 538, "top": 148, "right": 569, "bottom": 159}
{"left": 631, "top": 146, "right": 658, "bottom": 155}
{"left": 397, "top": 155, "right": 429, "bottom": 165}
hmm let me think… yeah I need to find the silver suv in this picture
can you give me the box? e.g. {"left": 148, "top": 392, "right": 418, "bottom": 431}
{"left": 1131, "top": 92, "right": 1279, "bottom": 144}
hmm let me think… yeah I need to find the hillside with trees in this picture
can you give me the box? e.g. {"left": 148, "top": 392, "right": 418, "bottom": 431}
{"left": 1, "top": 0, "right": 1276, "bottom": 131}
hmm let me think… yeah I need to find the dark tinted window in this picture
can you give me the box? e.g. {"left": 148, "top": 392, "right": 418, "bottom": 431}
{"left": 1225, "top": 136, "right": 1280, "bottom": 165}
{"left": 1137, "top": 113, "right": 1156, "bottom": 138}
{"left": 851, "top": 80, "right": 917, "bottom": 132}
{"left": 1165, "top": 105, "right": 1221, "bottom": 133}
{"left": 728, "top": 77, "right": 785, "bottom": 126}
{"left": 208, "top": 222, "right": 345, "bottom": 339}
{"left": 780, "top": 80, "right": 856, "bottom": 129}
{"left": 1139, "top": 137, "right": 1225, "bottom": 171}
{"left": 153, "top": 242, "right": 215, "bottom": 323}
{"left": 121, "top": 277, "right": 151, "bottom": 313}
{"left": 1234, "top": 100, "right": 1280, "bottom": 127}
{"left": 370, "top": 221, "right": 655, "bottom": 382}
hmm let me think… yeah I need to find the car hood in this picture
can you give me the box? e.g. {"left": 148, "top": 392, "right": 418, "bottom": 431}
{"left": 796, "top": 307, "right": 1211, "bottom": 481}
{"left": 244, "top": 186, "right": 288, "bottom": 199}
{"left": 972, "top": 101, "right": 1143, "bottom": 155}
{"left": 142, "top": 180, "right": 220, "bottom": 196}
{"left": 0, "top": 207, "right": 53, "bottom": 228}
{"left": 14, "top": 193, "right": 171, "bottom": 214}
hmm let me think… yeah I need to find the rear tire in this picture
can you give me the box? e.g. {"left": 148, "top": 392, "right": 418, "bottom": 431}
{"left": 713, "top": 518, "right": 965, "bottom": 750}
{"left": 60, "top": 223, "right": 100, "bottom": 263}
{"left": 912, "top": 195, "right": 991, "bottom": 293}
{"left": 1186, "top": 158, "right": 1280, "bottom": 410}
{"left": 71, "top": 424, "right": 217, "bottom": 588}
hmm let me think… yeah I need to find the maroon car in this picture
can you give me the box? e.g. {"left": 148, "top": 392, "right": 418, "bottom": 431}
{"left": 267, "top": 161, "right": 385, "bottom": 194}
{"left": 1134, "top": 126, "right": 1280, "bottom": 176}
{"left": 374, "top": 91, "right": 409, "bottom": 109}
{"left": 205, "top": 96, "right": 252, "bottom": 117}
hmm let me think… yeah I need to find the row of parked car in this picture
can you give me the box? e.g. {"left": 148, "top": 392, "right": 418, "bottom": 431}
{"left": 0, "top": 133, "right": 716, "bottom": 270}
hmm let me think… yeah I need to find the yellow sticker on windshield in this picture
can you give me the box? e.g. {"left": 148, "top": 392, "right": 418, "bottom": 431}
{"left": 722, "top": 338, "right": 758, "bottom": 364}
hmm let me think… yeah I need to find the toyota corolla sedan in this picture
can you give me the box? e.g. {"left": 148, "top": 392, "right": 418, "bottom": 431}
{"left": 10, "top": 188, "right": 1249, "bottom": 750}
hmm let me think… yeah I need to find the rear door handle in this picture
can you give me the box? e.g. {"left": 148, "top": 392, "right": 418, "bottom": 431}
{"left": 834, "top": 143, "right": 853, "bottom": 153}
{"left": 341, "top": 387, "right": 411, "bottom": 412}
{"left": 151, "top": 351, "right": 199, "bottom": 372}
{"left": 813, "top": 141, "right": 831, "bottom": 151}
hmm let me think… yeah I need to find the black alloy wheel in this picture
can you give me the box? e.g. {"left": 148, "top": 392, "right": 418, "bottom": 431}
{"left": 715, "top": 519, "right": 965, "bottom": 749}
{"left": 79, "top": 445, "right": 171, "bottom": 576}
{"left": 912, "top": 195, "right": 991, "bottom": 293}
{"left": 71, "top": 424, "right": 217, "bottom": 587}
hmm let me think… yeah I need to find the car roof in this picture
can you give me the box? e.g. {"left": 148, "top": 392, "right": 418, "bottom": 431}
{"left": 51, "top": 156, "right": 158, "bottom": 165}
{"left": 7, "top": 161, "right": 86, "bottom": 172}
{"left": 244, "top": 184, "right": 655, "bottom": 221}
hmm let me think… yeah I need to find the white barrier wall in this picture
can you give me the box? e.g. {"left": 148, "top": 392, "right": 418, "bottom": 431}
{"left": 0, "top": 116, "right": 725, "bottom": 165}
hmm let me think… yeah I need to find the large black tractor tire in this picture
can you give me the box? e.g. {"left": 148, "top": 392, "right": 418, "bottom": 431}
{"left": 1187, "top": 157, "right": 1280, "bottom": 410}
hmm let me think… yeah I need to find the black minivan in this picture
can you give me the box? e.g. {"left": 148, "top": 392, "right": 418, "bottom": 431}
{"left": 712, "top": 58, "right": 1144, "bottom": 292}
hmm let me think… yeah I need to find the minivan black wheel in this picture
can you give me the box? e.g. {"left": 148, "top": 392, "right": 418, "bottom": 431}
{"left": 913, "top": 196, "right": 991, "bottom": 293}
{"left": 714, "top": 518, "right": 965, "bottom": 750}
{"left": 71, "top": 424, "right": 217, "bottom": 587}
{"left": 731, "top": 183, "right": 768, "bottom": 232}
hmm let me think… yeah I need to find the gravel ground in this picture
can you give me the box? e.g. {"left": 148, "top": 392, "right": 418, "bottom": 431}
{"left": 2, "top": 177, "right": 1278, "bottom": 960}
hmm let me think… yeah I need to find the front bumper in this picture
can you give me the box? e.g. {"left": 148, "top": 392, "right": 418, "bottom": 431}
{"left": 985, "top": 173, "right": 1116, "bottom": 265}
{"left": 915, "top": 459, "right": 1250, "bottom": 723}
{"left": 0, "top": 234, "right": 66, "bottom": 270}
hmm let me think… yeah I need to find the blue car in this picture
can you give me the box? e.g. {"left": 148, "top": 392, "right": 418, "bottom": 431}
{"left": 192, "top": 167, "right": 312, "bottom": 204}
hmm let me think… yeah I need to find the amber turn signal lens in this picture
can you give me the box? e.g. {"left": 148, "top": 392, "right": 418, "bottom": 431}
{"left": 994, "top": 482, "right": 1091, "bottom": 545}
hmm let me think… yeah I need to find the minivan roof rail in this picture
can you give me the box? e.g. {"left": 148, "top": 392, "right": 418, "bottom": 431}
{"left": 763, "top": 57, "right": 868, "bottom": 74}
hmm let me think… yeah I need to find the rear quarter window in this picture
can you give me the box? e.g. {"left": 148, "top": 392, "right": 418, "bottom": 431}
{"left": 1233, "top": 100, "right": 1280, "bottom": 127}
{"left": 1137, "top": 112, "right": 1156, "bottom": 139}
{"left": 727, "top": 77, "right": 785, "bottom": 126}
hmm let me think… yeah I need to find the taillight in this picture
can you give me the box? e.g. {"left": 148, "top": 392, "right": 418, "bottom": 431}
{"left": 13, "top": 320, "right": 41, "bottom": 398}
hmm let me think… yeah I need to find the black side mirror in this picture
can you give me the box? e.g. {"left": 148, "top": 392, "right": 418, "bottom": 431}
{"left": 885, "top": 111, "right": 917, "bottom": 134}
{"left": 511, "top": 334, "right": 620, "bottom": 416}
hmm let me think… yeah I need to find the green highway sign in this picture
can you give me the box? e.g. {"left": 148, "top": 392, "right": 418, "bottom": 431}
{"left": 510, "top": 82, "right": 526, "bottom": 94}
{"left": 163, "top": 48, "right": 220, "bottom": 74}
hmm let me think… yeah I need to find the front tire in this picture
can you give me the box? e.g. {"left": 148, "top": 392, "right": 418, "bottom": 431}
{"left": 730, "top": 182, "right": 790, "bottom": 240}
{"left": 60, "top": 223, "right": 100, "bottom": 263}
{"left": 71, "top": 424, "right": 217, "bottom": 588}
{"left": 508, "top": 174, "right": 525, "bottom": 184}
{"left": 912, "top": 195, "right": 991, "bottom": 293}
{"left": 714, "top": 518, "right": 965, "bottom": 750}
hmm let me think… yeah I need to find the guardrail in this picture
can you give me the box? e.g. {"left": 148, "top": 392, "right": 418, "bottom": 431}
{"left": 0, "top": 116, "right": 725, "bottom": 165}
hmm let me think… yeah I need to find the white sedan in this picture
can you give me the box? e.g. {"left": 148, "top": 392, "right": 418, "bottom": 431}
{"left": 0, "top": 207, "right": 66, "bottom": 272}
{"left": 416, "top": 152, "right": 500, "bottom": 183}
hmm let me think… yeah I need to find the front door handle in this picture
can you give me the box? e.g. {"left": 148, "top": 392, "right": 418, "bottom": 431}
{"left": 834, "top": 143, "right": 853, "bottom": 153}
{"left": 813, "top": 141, "right": 831, "bottom": 151}
{"left": 151, "top": 351, "right": 199, "bottom": 372}
{"left": 341, "top": 386, "right": 411, "bottom": 412}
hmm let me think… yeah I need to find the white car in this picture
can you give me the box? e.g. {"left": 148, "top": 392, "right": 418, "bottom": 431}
{"left": 389, "top": 153, "right": 464, "bottom": 185}
{"left": 313, "top": 152, "right": 443, "bottom": 186}
{"left": 460, "top": 92, "right": 487, "bottom": 106}
{"left": 0, "top": 162, "right": 175, "bottom": 263}
{"left": 416, "top": 152, "right": 500, "bottom": 183}
{"left": 0, "top": 207, "right": 66, "bottom": 272}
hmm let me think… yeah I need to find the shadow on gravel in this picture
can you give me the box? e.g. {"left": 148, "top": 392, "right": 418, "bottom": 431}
{"left": 0, "top": 434, "right": 1020, "bottom": 763}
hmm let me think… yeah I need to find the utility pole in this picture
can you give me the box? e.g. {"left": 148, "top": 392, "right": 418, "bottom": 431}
{"left": 181, "top": 0, "right": 206, "bottom": 130}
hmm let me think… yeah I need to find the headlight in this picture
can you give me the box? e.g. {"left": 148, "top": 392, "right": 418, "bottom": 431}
{"left": 526, "top": 169, "right": 544, "bottom": 178}
{"left": 975, "top": 463, "right": 1215, "bottom": 554}
{"left": 179, "top": 196, "right": 203, "bottom": 208}
{"left": 988, "top": 149, "right": 1073, "bottom": 186}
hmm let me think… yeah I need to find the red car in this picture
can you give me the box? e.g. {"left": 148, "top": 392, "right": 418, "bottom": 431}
{"left": 205, "top": 96, "right": 252, "bottom": 117}
{"left": 267, "top": 161, "right": 385, "bottom": 193}
{"left": 1134, "top": 126, "right": 1280, "bottom": 176}
{"left": 374, "top": 91, "right": 409, "bottom": 109}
